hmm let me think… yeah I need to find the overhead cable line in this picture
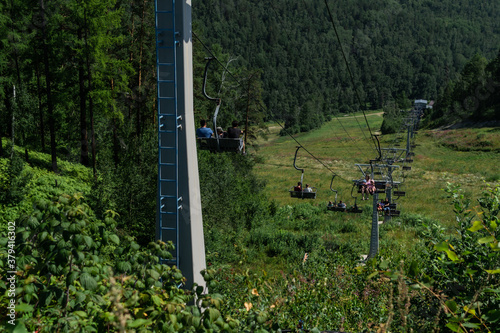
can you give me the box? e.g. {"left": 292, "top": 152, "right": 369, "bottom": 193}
{"left": 262, "top": 102, "right": 352, "bottom": 184}
{"left": 323, "top": 0, "right": 381, "bottom": 160}
{"left": 193, "top": 31, "right": 242, "bottom": 87}
{"left": 193, "top": 29, "right": 351, "bottom": 184}
{"left": 269, "top": 0, "right": 366, "bottom": 158}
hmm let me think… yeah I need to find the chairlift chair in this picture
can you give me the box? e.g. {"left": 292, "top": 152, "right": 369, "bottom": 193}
{"left": 327, "top": 175, "right": 347, "bottom": 212}
{"left": 393, "top": 183, "right": 406, "bottom": 198}
{"left": 197, "top": 57, "right": 244, "bottom": 153}
{"left": 346, "top": 200, "right": 363, "bottom": 214}
{"left": 289, "top": 146, "right": 317, "bottom": 199}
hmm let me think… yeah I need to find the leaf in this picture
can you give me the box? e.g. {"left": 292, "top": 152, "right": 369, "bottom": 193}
{"left": 434, "top": 241, "right": 449, "bottom": 252}
{"left": 208, "top": 308, "right": 221, "bottom": 322}
{"left": 478, "top": 236, "right": 495, "bottom": 244}
{"left": 408, "top": 260, "right": 420, "bottom": 277}
{"left": 11, "top": 320, "right": 28, "bottom": 333}
{"left": 462, "top": 322, "right": 480, "bottom": 328}
{"left": 490, "top": 220, "right": 498, "bottom": 230}
{"left": 445, "top": 249, "right": 460, "bottom": 262}
{"left": 468, "top": 220, "right": 483, "bottom": 232}
{"left": 80, "top": 272, "right": 97, "bottom": 291}
{"left": 27, "top": 216, "right": 39, "bottom": 228}
{"left": 15, "top": 303, "right": 34, "bottom": 312}
{"left": 73, "top": 311, "right": 88, "bottom": 318}
{"left": 446, "top": 322, "right": 459, "bottom": 332}
{"left": 463, "top": 305, "right": 476, "bottom": 315}
{"left": 66, "top": 271, "right": 79, "bottom": 286}
{"left": 192, "top": 316, "right": 201, "bottom": 328}
{"left": 75, "top": 292, "right": 86, "bottom": 304}
{"left": 151, "top": 295, "right": 163, "bottom": 307}
{"left": 485, "top": 268, "right": 500, "bottom": 274}
{"left": 445, "top": 300, "right": 458, "bottom": 313}
{"left": 367, "top": 271, "right": 379, "bottom": 279}
{"left": 148, "top": 269, "right": 160, "bottom": 280}
{"left": 116, "top": 261, "right": 132, "bottom": 272}
{"left": 83, "top": 236, "right": 93, "bottom": 248}
{"left": 484, "top": 309, "right": 500, "bottom": 323}
{"left": 127, "top": 318, "right": 152, "bottom": 328}
{"left": 39, "top": 231, "right": 48, "bottom": 242}
{"left": 109, "top": 234, "right": 120, "bottom": 245}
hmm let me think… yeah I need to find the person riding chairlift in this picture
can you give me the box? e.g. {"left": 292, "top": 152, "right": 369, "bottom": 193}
{"left": 361, "top": 174, "right": 375, "bottom": 200}
{"left": 294, "top": 182, "right": 302, "bottom": 192}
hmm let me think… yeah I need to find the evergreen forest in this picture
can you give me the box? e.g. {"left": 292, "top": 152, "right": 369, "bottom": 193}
{"left": 0, "top": 0, "right": 499, "bottom": 332}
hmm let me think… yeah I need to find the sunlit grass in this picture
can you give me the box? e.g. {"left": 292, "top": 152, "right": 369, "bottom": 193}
{"left": 252, "top": 115, "right": 499, "bottom": 233}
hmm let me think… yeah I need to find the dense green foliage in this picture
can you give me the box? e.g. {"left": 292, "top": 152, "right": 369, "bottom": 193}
{"left": 0, "top": 192, "right": 271, "bottom": 332}
{"left": 2, "top": 158, "right": 498, "bottom": 331}
{"left": 1, "top": 0, "right": 499, "bottom": 331}
{"left": 194, "top": 0, "right": 500, "bottom": 132}
{"left": 424, "top": 52, "right": 500, "bottom": 128}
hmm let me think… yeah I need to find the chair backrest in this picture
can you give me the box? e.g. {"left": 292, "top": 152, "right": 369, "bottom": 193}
{"left": 197, "top": 138, "right": 243, "bottom": 153}
{"left": 289, "top": 187, "right": 317, "bottom": 199}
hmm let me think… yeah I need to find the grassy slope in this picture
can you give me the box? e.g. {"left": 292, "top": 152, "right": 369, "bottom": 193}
{"left": 2, "top": 118, "right": 498, "bottom": 263}
{"left": 0, "top": 140, "right": 93, "bottom": 230}
{"left": 251, "top": 112, "right": 499, "bottom": 228}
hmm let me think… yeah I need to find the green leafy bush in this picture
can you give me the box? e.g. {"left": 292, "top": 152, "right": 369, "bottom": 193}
{"left": 0, "top": 193, "right": 269, "bottom": 332}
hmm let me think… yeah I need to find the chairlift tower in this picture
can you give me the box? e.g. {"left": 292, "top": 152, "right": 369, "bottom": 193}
{"left": 155, "top": 0, "right": 206, "bottom": 289}
{"left": 355, "top": 163, "right": 400, "bottom": 260}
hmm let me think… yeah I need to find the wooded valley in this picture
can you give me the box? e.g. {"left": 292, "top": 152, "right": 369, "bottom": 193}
{"left": 0, "top": 0, "right": 499, "bottom": 332}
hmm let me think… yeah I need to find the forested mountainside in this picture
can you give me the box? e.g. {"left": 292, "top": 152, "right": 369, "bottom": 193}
{"left": 0, "top": 0, "right": 498, "bottom": 238}
{"left": 193, "top": 0, "right": 500, "bottom": 131}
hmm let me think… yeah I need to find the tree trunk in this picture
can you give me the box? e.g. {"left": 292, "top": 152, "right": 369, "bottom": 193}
{"left": 111, "top": 79, "right": 119, "bottom": 167}
{"left": 35, "top": 61, "right": 45, "bottom": 151}
{"left": 84, "top": 9, "right": 96, "bottom": 178}
{"left": 78, "top": 28, "right": 89, "bottom": 166}
{"left": 0, "top": 117, "right": 3, "bottom": 156}
{"left": 244, "top": 77, "right": 251, "bottom": 153}
{"left": 11, "top": 86, "right": 15, "bottom": 158}
{"left": 135, "top": 0, "right": 147, "bottom": 137}
{"left": 39, "top": 0, "right": 58, "bottom": 173}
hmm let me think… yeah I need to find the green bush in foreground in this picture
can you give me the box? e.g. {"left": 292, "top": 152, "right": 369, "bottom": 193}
{"left": 1, "top": 184, "right": 498, "bottom": 332}
{"left": 0, "top": 194, "right": 270, "bottom": 332}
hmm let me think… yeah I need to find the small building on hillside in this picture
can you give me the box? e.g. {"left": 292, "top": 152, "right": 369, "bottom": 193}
{"left": 414, "top": 99, "right": 428, "bottom": 109}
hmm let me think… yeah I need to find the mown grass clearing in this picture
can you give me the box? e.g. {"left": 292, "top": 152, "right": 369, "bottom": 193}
{"left": 251, "top": 113, "right": 499, "bottom": 228}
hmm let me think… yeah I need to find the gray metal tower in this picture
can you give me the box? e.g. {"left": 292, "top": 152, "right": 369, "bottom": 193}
{"left": 155, "top": 0, "right": 206, "bottom": 290}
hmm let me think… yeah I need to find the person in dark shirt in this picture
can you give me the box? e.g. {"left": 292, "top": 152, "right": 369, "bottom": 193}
{"left": 227, "top": 120, "right": 243, "bottom": 138}
{"left": 294, "top": 182, "right": 302, "bottom": 192}
{"left": 382, "top": 198, "right": 391, "bottom": 215}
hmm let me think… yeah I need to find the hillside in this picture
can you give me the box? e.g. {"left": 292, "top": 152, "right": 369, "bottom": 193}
{"left": 193, "top": 0, "right": 500, "bottom": 132}
{"left": 2, "top": 116, "right": 499, "bottom": 331}
{"left": 1, "top": 0, "right": 499, "bottom": 330}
